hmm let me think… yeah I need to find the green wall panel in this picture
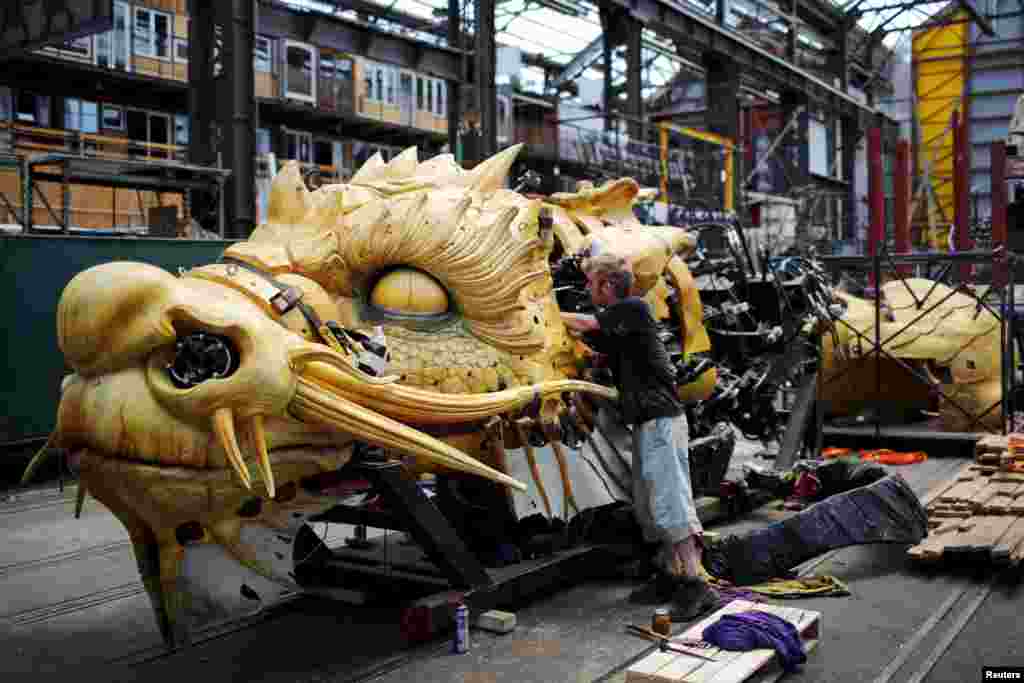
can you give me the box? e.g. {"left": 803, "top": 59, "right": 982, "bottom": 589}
{"left": 0, "top": 236, "right": 235, "bottom": 444}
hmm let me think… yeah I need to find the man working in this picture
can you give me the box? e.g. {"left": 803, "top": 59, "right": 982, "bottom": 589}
{"left": 562, "top": 252, "right": 718, "bottom": 621}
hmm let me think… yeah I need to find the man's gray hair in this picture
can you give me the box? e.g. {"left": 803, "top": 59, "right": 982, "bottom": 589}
{"left": 584, "top": 253, "right": 634, "bottom": 299}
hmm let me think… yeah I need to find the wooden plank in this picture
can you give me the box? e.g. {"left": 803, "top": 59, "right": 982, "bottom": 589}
{"left": 922, "top": 463, "right": 978, "bottom": 507}
{"left": 976, "top": 435, "right": 1008, "bottom": 457}
{"left": 979, "top": 480, "right": 1024, "bottom": 514}
{"left": 908, "top": 518, "right": 970, "bottom": 562}
{"left": 946, "top": 515, "right": 1018, "bottom": 554}
{"left": 625, "top": 601, "right": 820, "bottom": 683}
{"left": 940, "top": 469, "right": 991, "bottom": 505}
{"left": 628, "top": 652, "right": 682, "bottom": 683}
{"left": 990, "top": 515, "right": 1024, "bottom": 563}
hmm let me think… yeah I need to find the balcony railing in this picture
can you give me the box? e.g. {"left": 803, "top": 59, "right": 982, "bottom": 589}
{"left": 0, "top": 122, "right": 188, "bottom": 163}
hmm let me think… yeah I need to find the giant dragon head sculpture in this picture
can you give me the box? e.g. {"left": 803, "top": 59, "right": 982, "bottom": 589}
{"left": 820, "top": 278, "right": 1003, "bottom": 432}
{"left": 43, "top": 145, "right": 710, "bottom": 647}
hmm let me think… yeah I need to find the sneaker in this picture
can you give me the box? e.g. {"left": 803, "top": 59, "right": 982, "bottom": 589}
{"left": 668, "top": 577, "right": 720, "bottom": 622}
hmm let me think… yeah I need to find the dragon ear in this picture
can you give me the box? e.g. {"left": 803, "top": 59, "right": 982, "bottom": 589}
{"left": 267, "top": 162, "right": 311, "bottom": 224}
{"left": 465, "top": 144, "right": 523, "bottom": 193}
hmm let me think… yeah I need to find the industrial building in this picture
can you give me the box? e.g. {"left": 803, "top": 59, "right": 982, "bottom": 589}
{"left": 2, "top": 0, "right": 1024, "bottom": 681}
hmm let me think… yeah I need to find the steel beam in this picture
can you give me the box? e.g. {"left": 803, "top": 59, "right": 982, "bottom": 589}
{"left": 953, "top": 109, "right": 973, "bottom": 281}
{"left": 224, "top": 0, "right": 257, "bottom": 238}
{"left": 992, "top": 140, "right": 1007, "bottom": 287}
{"left": 475, "top": 0, "right": 497, "bottom": 161}
{"left": 550, "top": 35, "right": 604, "bottom": 91}
{"left": 626, "top": 14, "right": 643, "bottom": 140}
{"left": 867, "top": 126, "right": 884, "bottom": 286}
{"left": 448, "top": 0, "right": 463, "bottom": 162}
{"left": 894, "top": 139, "right": 911, "bottom": 275}
{"left": 188, "top": 0, "right": 216, "bottom": 168}
{"left": 606, "top": 0, "right": 880, "bottom": 120}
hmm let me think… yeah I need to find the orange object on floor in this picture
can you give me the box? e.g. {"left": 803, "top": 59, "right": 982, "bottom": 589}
{"left": 820, "top": 447, "right": 927, "bottom": 464}
{"left": 860, "top": 449, "right": 928, "bottom": 465}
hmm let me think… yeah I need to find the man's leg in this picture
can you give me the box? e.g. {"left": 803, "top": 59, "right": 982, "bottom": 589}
{"left": 634, "top": 414, "right": 703, "bottom": 577}
{"left": 635, "top": 414, "right": 718, "bottom": 619}
{"left": 630, "top": 427, "right": 662, "bottom": 547}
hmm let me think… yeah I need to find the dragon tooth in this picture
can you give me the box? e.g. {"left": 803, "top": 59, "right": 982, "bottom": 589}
{"left": 212, "top": 408, "right": 252, "bottom": 490}
{"left": 248, "top": 415, "right": 275, "bottom": 499}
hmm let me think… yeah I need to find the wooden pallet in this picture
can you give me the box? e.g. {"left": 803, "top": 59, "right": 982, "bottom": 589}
{"left": 908, "top": 461, "right": 1024, "bottom": 566}
{"left": 625, "top": 600, "right": 821, "bottom": 683}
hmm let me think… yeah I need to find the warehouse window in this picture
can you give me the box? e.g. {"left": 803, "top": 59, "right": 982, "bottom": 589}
{"left": 254, "top": 36, "right": 273, "bottom": 73}
{"left": 0, "top": 87, "right": 11, "bottom": 122}
{"left": 175, "top": 114, "right": 189, "bottom": 146}
{"left": 364, "top": 62, "right": 375, "bottom": 101}
{"left": 376, "top": 67, "right": 385, "bottom": 105}
{"left": 65, "top": 98, "right": 99, "bottom": 133}
{"left": 134, "top": 8, "right": 171, "bottom": 59}
{"left": 386, "top": 68, "right": 395, "bottom": 105}
{"left": 435, "top": 80, "right": 444, "bottom": 116}
{"left": 286, "top": 130, "right": 312, "bottom": 162}
{"left": 256, "top": 128, "right": 272, "bottom": 155}
{"left": 102, "top": 105, "right": 125, "bottom": 130}
{"left": 416, "top": 76, "right": 424, "bottom": 111}
{"left": 16, "top": 93, "right": 50, "bottom": 126}
{"left": 96, "top": 1, "right": 130, "bottom": 71}
{"left": 283, "top": 41, "right": 316, "bottom": 103}
{"left": 175, "top": 39, "right": 188, "bottom": 63}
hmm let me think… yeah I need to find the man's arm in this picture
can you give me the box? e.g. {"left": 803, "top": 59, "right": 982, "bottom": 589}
{"left": 561, "top": 312, "right": 600, "bottom": 333}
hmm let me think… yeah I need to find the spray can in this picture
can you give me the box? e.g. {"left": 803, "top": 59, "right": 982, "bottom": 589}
{"left": 452, "top": 603, "right": 469, "bottom": 654}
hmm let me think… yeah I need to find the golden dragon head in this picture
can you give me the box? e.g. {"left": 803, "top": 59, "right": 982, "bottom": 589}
{"left": 38, "top": 145, "right": 708, "bottom": 647}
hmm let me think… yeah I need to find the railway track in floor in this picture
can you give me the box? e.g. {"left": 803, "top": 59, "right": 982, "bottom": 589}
{"left": 0, "top": 539, "right": 132, "bottom": 580}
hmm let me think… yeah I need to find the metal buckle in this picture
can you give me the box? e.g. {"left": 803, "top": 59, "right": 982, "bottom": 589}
{"left": 270, "top": 286, "right": 302, "bottom": 315}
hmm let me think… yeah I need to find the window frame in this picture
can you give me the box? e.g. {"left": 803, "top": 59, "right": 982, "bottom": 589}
{"left": 15, "top": 92, "right": 50, "bottom": 127}
{"left": 283, "top": 40, "right": 317, "bottom": 104}
{"left": 254, "top": 35, "right": 274, "bottom": 73}
{"left": 102, "top": 104, "right": 126, "bottom": 131}
{"left": 133, "top": 7, "right": 172, "bottom": 61}
{"left": 174, "top": 38, "right": 188, "bottom": 63}
{"left": 64, "top": 97, "right": 99, "bottom": 134}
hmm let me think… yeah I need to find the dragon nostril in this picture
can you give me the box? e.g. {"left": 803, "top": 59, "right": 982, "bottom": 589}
{"left": 166, "top": 332, "right": 239, "bottom": 389}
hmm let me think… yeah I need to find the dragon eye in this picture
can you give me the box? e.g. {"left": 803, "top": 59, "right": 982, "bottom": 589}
{"left": 368, "top": 267, "right": 451, "bottom": 319}
{"left": 166, "top": 332, "right": 239, "bottom": 388}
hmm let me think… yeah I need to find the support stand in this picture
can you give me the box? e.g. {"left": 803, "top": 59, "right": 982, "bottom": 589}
{"left": 311, "top": 456, "right": 491, "bottom": 590}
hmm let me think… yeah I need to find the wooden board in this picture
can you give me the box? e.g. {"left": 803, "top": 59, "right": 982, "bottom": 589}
{"left": 910, "top": 464, "right": 1024, "bottom": 565}
{"left": 625, "top": 601, "right": 820, "bottom": 683}
{"left": 939, "top": 467, "right": 992, "bottom": 506}
{"left": 923, "top": 463, "right": 978, "bottom": 507}
{"left": 976, "top": 435, "right": 1008, "bottom": 457}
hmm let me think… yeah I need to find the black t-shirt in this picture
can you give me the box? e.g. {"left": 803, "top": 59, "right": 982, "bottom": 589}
{"left": 594, "top": 297, "right": 684, "bottom": 425}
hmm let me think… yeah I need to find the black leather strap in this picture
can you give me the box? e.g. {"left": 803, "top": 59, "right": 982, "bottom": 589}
{"left": 219, "top": 257, "right": 327, "bottom": 343}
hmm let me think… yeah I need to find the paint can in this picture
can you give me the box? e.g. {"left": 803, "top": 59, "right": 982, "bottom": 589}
{"left": 652, "top": 608, "right": 672, "bottom": 637}
{"left": 452, "top": 603, "right": 469, "bottom": 654}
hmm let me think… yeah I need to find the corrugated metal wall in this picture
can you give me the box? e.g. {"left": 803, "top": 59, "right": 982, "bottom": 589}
{"left": 912, "top": 10, "right": 967, "bottom": 250}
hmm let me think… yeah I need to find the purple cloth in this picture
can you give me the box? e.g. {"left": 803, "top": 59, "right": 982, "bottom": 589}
{"left": 702, "top": 610, "right": 807, "bottom": 672}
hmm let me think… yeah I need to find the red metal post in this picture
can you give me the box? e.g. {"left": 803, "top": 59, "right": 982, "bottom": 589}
{"left": 894, "top": 139, "right": 911, "bottom": 275}
{"left": 992, "top": 140, "right": 1008, "bottom": 287}
{"left": 868, "top": 126, "right": 885, "bottom": 287}
{"left": 953, "top": 109, "right": 973, "bottom": 280}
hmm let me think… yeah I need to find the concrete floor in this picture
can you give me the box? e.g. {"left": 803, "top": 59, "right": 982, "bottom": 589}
{"left": 1, "top": 453, "right": 1021, "bottom": 683}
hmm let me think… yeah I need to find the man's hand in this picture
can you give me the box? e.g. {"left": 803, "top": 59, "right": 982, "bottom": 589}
{"left": 561, "top": 312, "right": 600, "bottom": 333}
